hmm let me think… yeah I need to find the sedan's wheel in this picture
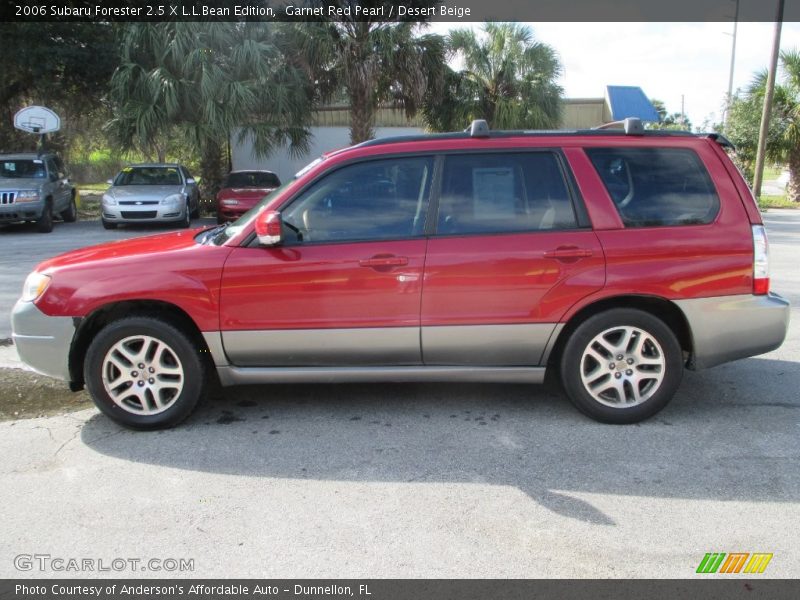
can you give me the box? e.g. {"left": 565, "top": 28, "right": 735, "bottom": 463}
{"left": 84, "top": 317, "right": 204, "bottom": 429}
{"left": 61, "top": 194, "right": 78, "bottom": 222}
{"left": 179, "top": 202, "right": 191, "bottom": 228}
{"left": 101, "top": 219, "right": 117, "bottom": 230}
{"left": 559, "top": 308, "right": 683, "bottom": 424}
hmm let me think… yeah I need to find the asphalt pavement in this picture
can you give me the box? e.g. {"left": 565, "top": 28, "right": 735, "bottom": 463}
{"left": 0, "top": 211, "right": 797, "bottom": 578}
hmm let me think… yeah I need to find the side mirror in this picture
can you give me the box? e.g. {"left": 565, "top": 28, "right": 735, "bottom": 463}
{"left": 255, "top": 210, "right": 282, "bottom": 246}
{"left": 186, "top": 178, "right": 196, "bottom": 185}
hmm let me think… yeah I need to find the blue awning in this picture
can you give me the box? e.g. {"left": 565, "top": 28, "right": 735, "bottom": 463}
{"left": 606, "top": 86, "right": 660, "bottom": 122}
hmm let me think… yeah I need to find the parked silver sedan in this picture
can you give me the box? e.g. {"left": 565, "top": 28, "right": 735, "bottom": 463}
{"left": 101, "top": 164, "right": 200, "bottom": 229}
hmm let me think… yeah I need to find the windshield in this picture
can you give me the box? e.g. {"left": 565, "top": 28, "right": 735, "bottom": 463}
{"left": 1, "top": 159, "right": 46, "bottom": 179}
{"left": 114, "top": 166, "right": 182, "bottom": 186}
{"left": 225, "top": 171, "right": 280, "bottom": 188}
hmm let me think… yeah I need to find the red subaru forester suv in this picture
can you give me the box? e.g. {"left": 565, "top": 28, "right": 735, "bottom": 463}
{"left": 12, "top": 119, "right": 790, "bottom": 429}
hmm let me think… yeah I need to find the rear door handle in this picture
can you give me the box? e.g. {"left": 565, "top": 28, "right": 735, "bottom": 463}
{"left": 359, "top": 255, "right": 409, "bottom": 268}
{"left": 543, "top": 247, "right": 594, "bottom": 260}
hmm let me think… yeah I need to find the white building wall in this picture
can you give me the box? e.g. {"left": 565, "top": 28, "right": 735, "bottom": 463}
{"left": 231, "top": 126, "right": 425, "bottom": 183}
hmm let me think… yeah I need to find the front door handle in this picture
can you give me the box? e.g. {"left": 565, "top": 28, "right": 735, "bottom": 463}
{"left": 543, "top": 246, "right": 594, "bottom": 260}
{"left": 359, "top": 255, "right": 409, "bottom": 268}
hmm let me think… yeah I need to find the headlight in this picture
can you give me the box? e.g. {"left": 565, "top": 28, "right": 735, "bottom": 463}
{"left": 102, "top": 194, "right": 116, "bottom": 206}
{"left": 21, "top": 272, "right": 51, "bottom": 302}
{"left": 161, "top": 194, "right": 183, "bottom": 205}
{"left": 221, "top": 199, "right": 239, "bottom": 206}
{"left": 15, "top": 190, "right": 39, "bottom": 203}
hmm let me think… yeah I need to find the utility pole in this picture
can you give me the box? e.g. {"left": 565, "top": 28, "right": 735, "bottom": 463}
{"left": 723, "top": 0, "right": 740, "bottom": 127}
{"left": 753, "top": 0, "right": 785, "bottom": 198}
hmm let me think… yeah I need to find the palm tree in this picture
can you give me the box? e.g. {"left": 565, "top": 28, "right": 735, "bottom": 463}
{"left": 425, "top": 23, "right": 563, "bottom": 132}
{"left": 729, "top": 49, "right": 800, "bottom": 202}
{"left": 290, "top": 8, "right": 445, "bottom": 144}
{"left": 107, "top": 23, "right": 315, "bottom": 197}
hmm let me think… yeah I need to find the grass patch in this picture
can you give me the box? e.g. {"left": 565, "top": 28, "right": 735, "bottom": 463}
{"left": 758, "top": 195, "right": 798, "bottom": 210}
{"left": 77, "top": 193, "right": 102, "bottom": 220}
{"left": 77, "top": 182, "right": 109, "bottom": 192}
{"left": 762, "top": 165, "right": 784, "bottom": 181}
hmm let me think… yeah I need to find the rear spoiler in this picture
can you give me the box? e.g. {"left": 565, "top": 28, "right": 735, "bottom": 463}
{"left": 704, "top": 133, "right": 735, "bottom": 151}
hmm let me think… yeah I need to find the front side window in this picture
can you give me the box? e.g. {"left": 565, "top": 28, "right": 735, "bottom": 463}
{"left": 586, "top": 147, "right": 720, "bottom": 227}
{"left": 436, "top": 152, "right": 577, "bottom": 235}
{"left": 281, "top": 156, "right": 434, "bottom": 244}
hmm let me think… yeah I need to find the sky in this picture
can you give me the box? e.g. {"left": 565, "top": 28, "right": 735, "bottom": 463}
{"left": 429, "top": 22, "right": 800, "bottom": 130}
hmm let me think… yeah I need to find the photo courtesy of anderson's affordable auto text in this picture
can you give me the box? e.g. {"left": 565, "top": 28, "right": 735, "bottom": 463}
{"left": 1, "top": 0, "right": 799, "bottom": 598}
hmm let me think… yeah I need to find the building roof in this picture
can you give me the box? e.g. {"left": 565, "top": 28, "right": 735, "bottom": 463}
{"left": 605, "top": 86, "right": 660, "bottom": 122}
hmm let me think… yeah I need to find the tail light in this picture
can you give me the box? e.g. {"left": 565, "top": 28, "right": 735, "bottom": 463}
{"left": 752, "top": 225, "right": 770, "bottom": 295}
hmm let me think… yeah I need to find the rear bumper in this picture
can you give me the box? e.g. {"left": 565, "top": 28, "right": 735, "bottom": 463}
{"left": 675, "top": 293, "right": 790, "bottom": 370}
{"left": 11, "top": 300, "right": 75, "bottom": 381}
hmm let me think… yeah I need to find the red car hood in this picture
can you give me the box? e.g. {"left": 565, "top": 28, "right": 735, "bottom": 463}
{"left": 36, "top": 228, "right": 207, "bottom": 273}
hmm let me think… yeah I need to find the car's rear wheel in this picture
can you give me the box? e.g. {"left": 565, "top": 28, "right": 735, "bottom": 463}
{"left": 84, "top": 317, "right": 204, "bottom": 429}
{"left": 61, "top": 194, "right": 78, "bottom": 222}
{"left": 36, "top": 201, "right": 53, "bottom": 233}
{"left": 559, "top": 308, "right": 683, "bottom": 424}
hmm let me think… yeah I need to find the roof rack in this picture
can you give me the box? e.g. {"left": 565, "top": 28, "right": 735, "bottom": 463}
{"left": 355, "top": 119, "right": 704, "bottom": 149}
{"left": 593, "top": 117, "right": 645, "bottom": 136}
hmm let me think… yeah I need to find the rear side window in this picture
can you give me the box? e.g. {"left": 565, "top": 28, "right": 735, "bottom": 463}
{"left": 586, "top": 147, "right": 719, "bottom": 227}
{"left": 436, "top": 152, "right": 578, "bottom": 235}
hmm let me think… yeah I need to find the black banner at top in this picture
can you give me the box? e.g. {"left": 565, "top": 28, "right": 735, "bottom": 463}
{"left": 2, "top": 0, "right": 799, "bottom": 23}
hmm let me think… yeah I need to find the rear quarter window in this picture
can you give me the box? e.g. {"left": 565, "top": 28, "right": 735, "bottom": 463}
{"left": 586, "top": 147, "right": 720, "bottom": 227}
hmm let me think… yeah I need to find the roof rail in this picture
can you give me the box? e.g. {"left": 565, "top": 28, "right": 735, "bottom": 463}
{"left": 467, "top": 119, "right": 490, "bottom": 138}
{"left": 594, "top": 117, "right": 645, "bottom": 135}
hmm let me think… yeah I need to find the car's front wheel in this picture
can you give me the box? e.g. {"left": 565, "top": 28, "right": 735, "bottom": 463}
{"left": 559, "top": 308, "right": 683, "bottom": 424}
{"left": 61, "top": 194, "right": 78, "bottom": 222}
{"left": 84, "top": 317, "right": 205, "bottom": 429}
{"left": 179, "top": 201, "right": 191, "bottom": 228}
{"left": 36, "top": 201, "right": 53, "bottom": 233}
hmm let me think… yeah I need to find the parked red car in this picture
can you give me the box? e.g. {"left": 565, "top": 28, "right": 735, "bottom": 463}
{"left": 12, "top": 119, "right": 790, "bottom": 429}
{"left": 215, "top": 170, "right": 281, "bottom": 223}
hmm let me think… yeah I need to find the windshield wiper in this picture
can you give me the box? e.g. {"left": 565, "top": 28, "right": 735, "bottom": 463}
{"left": 198, "top": 222, "right": 229, "bottom": 244}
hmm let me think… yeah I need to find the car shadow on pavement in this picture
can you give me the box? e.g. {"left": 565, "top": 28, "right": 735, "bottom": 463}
{"left": 80, "top": 357, "right": 800, "bottom": 526}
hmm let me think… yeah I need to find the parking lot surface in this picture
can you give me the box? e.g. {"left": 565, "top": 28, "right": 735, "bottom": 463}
{"left": 0, "top": 211, "right": 798, "bottom": 577}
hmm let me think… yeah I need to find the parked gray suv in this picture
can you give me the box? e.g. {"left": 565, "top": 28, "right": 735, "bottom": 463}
{"left": 0, "top": 152, "right": 77, "bottom": 233}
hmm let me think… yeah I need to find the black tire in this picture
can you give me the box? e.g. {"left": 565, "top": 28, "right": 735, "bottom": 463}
{"left": 216, "top": 212, "right": 226, "bottom": 225}
{"left": 102, "top": 219, "right": 117, "bottom": 230}
{"left": 190, "top": 196, "right": 200, "bottom": 219}
{"left": 559, "top": 308, "right": 683, "bottom": 424}
{"left": 178, "top": 202, "right": 191, "bottom": 228}
{"left": 61, "top": 194, "right": 78, "bottom": 222}
{"left": 84, "top": 317, "right": 205, "bottom": 430}
{"left": 36, "top": 201, "right": 53, "bottom": 233}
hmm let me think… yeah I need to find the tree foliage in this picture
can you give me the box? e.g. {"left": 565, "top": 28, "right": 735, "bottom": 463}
{"left": 648, "top": 99, "right": 692, "bottom": 131}
{"left": 289, "top": 2, "right": 446, "bottom": 144}
{"left": 725, "top": 49, "right": 800, "bottom": 200}
{"left": 424, "top": 23, "right": 563, "bottom": 132}
{"left": 107, "top": 22, "right": 316, "bottom": 196}
{"left": 0, "top": 23, "right": 117, "bottom": 154}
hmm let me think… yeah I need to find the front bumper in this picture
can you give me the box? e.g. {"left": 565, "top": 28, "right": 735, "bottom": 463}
{"left": 0, "top": 199, "right": 44, "bottom": 223}
{"left": 102, "top": 204, "right": 186, "bottom": 223}
{"left": 675, "top": 293, "right": 791, "bottom": 370}
{"left": 11, "top": 300, "right": 76, "bottom": 381}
